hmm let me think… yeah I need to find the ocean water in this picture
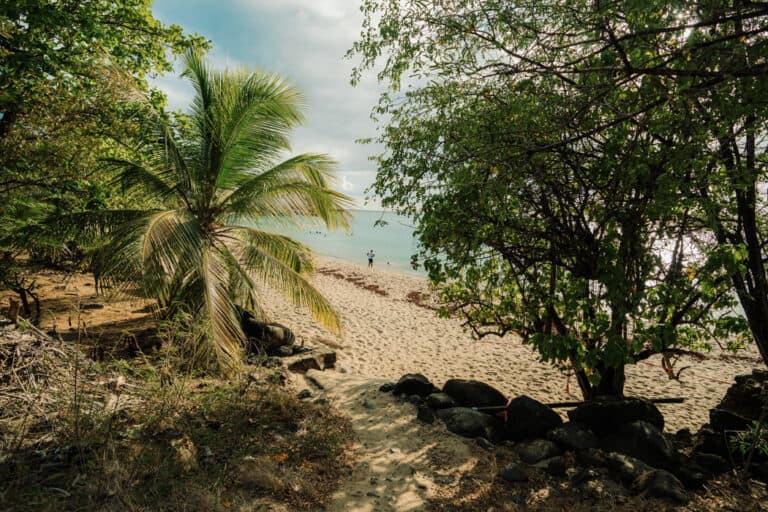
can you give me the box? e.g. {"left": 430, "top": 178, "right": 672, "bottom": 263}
{"left": 254, "top": 210, "right": 424, "bottom": 276}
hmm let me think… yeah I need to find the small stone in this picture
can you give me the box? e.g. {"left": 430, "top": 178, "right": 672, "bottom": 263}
{"left": 275, "top": 345, "right": 294, "bottom": 357}
{"left": 417, "top": 405, "right": 436, "bottom": 424}
{"left": 633, "top": 469, "right": 688, "bottom": 504}
{"left": 476, "top": 437, "right": 495, "bottom": 451}
{"left": 370, "top": 476, "right": 378, "bottom": 485}
{"left": 499, "top": 462, "right": 528, "bottom": 482}
{"left": 379, "top": 383, "right": 395, "bottom": 393}
{"left": 516, "top": 439, "right": 561, "bottom": 464}
{"left": 366, "top": 491, "right": 380, "bottom": 498}
{"left": 314, "top": 398, "right": 329, "bottom": 405}
{"left": 296, "top": 389, "right": 312, "bottom": 400}
{"left": 363, "top": 399, "right": 375, "bottom": 409}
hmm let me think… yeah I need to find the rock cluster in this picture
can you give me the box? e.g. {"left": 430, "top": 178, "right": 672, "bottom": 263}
{"left": 380, "top": 373, "right": 768, "bottom": 505}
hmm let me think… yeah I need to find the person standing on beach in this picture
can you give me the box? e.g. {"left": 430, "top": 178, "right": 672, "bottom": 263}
{"left": 367, "top": 249, "right": 375, "bottom": 268}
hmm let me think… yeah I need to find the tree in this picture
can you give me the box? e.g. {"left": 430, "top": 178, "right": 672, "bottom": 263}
{"left": 0, "top": 0, "right": 206, "bottom": 315}
{"left": 350, "top": 0, "right": 767, "bottom": 396}
{"left": 89, "top": 51, "right": 353, "bottom": 372}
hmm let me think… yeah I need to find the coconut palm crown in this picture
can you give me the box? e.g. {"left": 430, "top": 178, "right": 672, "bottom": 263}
{"left": 100, "top": 51, "right": 353, "bottom": 372}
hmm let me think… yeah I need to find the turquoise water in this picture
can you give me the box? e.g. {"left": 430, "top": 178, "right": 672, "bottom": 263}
{"left": 255, "top": 210, "right": 424, "bottom": 276}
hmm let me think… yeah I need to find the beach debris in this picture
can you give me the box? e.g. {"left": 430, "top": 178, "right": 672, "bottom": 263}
{"left": 296, "top": 389, "right": 312, "bottom": 400}
{"left": 238, "top": 306, "right": 295, "bottom": 356}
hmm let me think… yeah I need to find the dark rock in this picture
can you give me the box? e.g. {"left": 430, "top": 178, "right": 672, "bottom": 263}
{"left": 716, "top": 369, "right": 768, "bottom": 421}
{"left": 406, "top": 394, "right": 424, "bottom": 405}
{"left": 568, "top": 397, "right": 664, "bottom": 435}
{"left": 673, "top": 428, "right": 694, "bottom": 447}
{"left": 499, "top": 462, "right": 528, "bottom": 482}
{"left": 379, "top": 382, "right": 395, "bottom": 393}
{"left": 515, "top": 439, "right": 561, "bottom": 464}
{"left": 570, "top": 468, "right": 601, "bottom": 487}
{"left": 362, "top": 400, "right": 375, "bottom": 409}
{"left": 476, "top": 437, "right": 495, "bottom": 451}
{"left": 296, "top": 389, "right": 312, "bottom": 400}
{"left": 290, "top": 345, "right": 311, "bottom": 355}
{"left": 691, "top": 427, "right": 730, "bottom": 459}
{"left": 603, "top": 452, "right": 653, "bottom": 485}
{"left": 534, "top": 456, "right": 567, "bottom": 477}
{"left": 576, "top": 447, "right": 608, "bottom": 468}
{"left": 239, "top": 307, "right": 295, "bottom": 355}
{"left": 689, "top": 453, "right": 730, "bottom": 476}
{"left": 632, "top": 469, "right": 688, "bottom": 505}
{"left": 547, "top": 422, "right": 599, "bottom": 451}
{"left": 675, "top": 465, "right": 706, "bottom": 490}
{"left": 392, "top": 374, "right": 437, "bottom": 397}
{"left": 436, "top": 407, "right": 506, "bottom": 443}
{"left": 601, "top": 421, "right": 682, "bottom": 471}
{"left": 416, "top": 405, "right": 436, "bottom": 424}
{"left": 275, "top": 345, "right": 294, "bottom": 357}
{"left": 504, "top": 395, "right": 563, "bottom": 440}
{"left": 577, "top": 476, "right": 627, "bottom": 499}
{"left": 426, "top": 392, "right": 456, "bottom": 410}
{"left": 442, "top": 379, "right": 507, "bottom": 409}
{"left": 710, "top": 408, "right": 752, "bottom": 432}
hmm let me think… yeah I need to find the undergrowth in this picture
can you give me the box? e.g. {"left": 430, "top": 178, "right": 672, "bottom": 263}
{"left": 0, "top": 325, "right": 352, "bottom": 512}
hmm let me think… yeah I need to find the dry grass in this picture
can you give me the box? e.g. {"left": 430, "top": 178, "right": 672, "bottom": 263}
{"left": 0, "top": 301, "right": 352, "bottom": 512}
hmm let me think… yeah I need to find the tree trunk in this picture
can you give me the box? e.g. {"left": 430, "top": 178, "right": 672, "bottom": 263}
{"left": 575, "top": 363, "right": 626, "bottom": 400}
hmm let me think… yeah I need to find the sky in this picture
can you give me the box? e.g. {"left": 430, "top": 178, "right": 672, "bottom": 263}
{"left": 150, "top": 0, "right": 383, "bottom": 209}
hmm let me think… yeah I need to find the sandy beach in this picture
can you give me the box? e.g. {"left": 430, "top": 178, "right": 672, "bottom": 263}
{"left": 263, "top": 255, "right": 764, "bottom": 434}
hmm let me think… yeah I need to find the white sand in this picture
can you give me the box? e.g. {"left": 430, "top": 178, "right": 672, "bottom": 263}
{"left": 264, "top": 255, "right": 764, "bottom": 433}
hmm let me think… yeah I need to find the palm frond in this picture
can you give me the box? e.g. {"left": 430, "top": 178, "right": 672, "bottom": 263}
{"left": 238, "top": 238, "right": 342, "bottom": 335}
{"left": 221, "top": 153, "right": 353, "bottom": 230}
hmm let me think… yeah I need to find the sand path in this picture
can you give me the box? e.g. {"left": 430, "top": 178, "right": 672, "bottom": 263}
{"left": 303, "top": 369, "right": 482, "bottom": 512}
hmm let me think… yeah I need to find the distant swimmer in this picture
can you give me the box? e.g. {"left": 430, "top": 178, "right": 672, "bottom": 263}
{"left": 366, "top": 249, "right": 375, "bottom": 268}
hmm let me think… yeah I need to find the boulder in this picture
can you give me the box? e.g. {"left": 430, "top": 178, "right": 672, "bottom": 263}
{"left": 603, "top": 452, "right": 653, "bottom": 485}
{"left": 576, "top": 447, "right": 608, "bottom": 468}
{"left": 392, "top": 374, "right": 437, "bottom": 397}
{"left": 516, "top": 439, "right": 561, "bottom": 464}
{"left": 504, "top": 395, "right": 562, "bottom": 440}
{"left": 239, "top": 307, "right": 295, "bottom": 355}
{"left": 691, "top": 427, "right": 730, "bottom": 459}
{"left": 632, "top": 469, "right": 688, "bottom": 505}
{"left": 601, "top": 421, "right": 682, "bottom": 472}
{"left": 568, "top": 397, "right": 664, "bottom": 435}
{"left": 547, "top": 422, "right": 599, "bottom": 451}
{"left": 715, "top": 369, "right": 768, "bottom": 421}
{"left": 442, "top": 379, "right": 507, "bottom": 409}
{"left": 436, "top": 407, "right": 506, "bottom": 443}
{"left": 688, "top": 453, "right": 730, "bottom": 476}
{"left": 710, "top": 408, "right": 752, "bottom": 432}
{"left": 379, "top": 382, "right": 395, "bottom": 393}
{"left": 426, "top": 392, "right": 456, "bottom": 410}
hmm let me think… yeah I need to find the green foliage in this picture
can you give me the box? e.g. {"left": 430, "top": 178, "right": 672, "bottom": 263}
{"left": 351, "top": 0, "right": 768, "bottom": 396}
{"left": 729, "top": 420, "right": 768, "bottom": 459}
{"left": 86, "top": 52, "right": 353, "bottom": 373}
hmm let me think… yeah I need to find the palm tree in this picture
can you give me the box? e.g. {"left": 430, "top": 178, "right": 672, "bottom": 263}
{"left": 98, "top": 51, "right": 353, "bottom": 372}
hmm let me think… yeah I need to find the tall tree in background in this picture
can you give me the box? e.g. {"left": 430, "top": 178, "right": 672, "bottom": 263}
{"left": 0, "top": 0, "right": 206, "bottom": 311}
{"left": 91, "top": 52, "right": 353, "bottom": 372}
{"left": 351, "top": 0, "right": 768, "bottom": 397}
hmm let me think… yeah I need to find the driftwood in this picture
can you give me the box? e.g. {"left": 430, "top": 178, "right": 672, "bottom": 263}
{"left": 474, "top": 397, "right": 685, "bottom": 412}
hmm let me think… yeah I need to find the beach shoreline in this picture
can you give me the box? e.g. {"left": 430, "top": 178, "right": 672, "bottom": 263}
{"left": 263, "top": 254, "right": 764, "bottom": 433}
